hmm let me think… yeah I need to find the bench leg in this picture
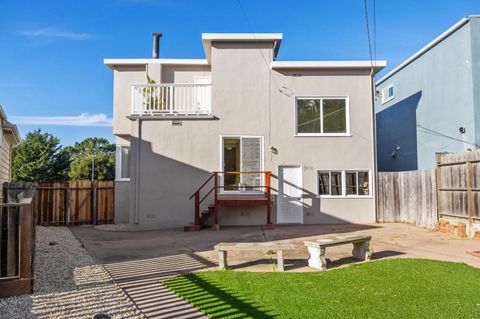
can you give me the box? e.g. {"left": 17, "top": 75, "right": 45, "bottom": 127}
{"left": 307, "top": 246, "right": 327, "bottom": 270}
{"left": 218, "top": 250, "right": 228, "bottom": 270}
{"left": 352, "top": 241, "right": 372, "bottom": 261}
{"left": 276, "top": 250, "right": 284, "bottom": 272}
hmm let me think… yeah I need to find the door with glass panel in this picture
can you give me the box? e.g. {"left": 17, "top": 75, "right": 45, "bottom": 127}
{"left": 221, "top": 136, "right": 262, "bottom": 192}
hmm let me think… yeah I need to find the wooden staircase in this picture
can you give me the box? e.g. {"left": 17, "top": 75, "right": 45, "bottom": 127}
{"left": 184, "top": 171, "right": 272, "bottom": 232}
{"left": 184, "top": 204, "right": 215, "bottom": 232}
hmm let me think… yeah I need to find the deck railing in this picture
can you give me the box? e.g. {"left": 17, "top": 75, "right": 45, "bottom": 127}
{"left": 131, "top": 83, "right": 212, "bottom": 116}
{"left": 189, "top": 171, "right": 271, "bottom": 229}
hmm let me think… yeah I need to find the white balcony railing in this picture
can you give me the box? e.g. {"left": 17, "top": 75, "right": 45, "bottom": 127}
{"left": 131, "top": 83, "right": 212, "bottom": 116}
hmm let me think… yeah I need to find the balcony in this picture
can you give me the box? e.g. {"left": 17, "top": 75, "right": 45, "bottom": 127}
{"left": 131, "top": 83, "right": 212, "bottom": 116}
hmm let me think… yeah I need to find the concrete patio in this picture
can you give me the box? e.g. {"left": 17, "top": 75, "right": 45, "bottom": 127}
{"left": 70, "top": 223, "right": 480, "bottom": 318}
{"left": 70, "top": 223, "right": 480, "bottom": 271}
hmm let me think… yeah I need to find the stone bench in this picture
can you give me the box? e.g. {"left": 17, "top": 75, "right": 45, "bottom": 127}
{"left": 304, "top": 235, "right": 372, "bottom": 270}
{"left": 214, "top": 242, "right": 294, "bottom": 271}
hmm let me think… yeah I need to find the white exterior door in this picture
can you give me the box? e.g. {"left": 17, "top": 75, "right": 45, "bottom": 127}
{"left": 277, "top": 165, "right": 303, "bottom": 224}
{"left": 194, "top": 76, "right": 211, "bottom": 112}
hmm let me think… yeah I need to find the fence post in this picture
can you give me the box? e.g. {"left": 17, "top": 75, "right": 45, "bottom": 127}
{"left": 92, "top": 183, "right": 98, "bottom": 225}
{"left": 466, "top": 161, "right": 474, "bottom": 232}
{"left": 66, "top": 187, "right": 71, "bottom": 225}
{"left": 434, "top": 153, "right": 442, "bottom": 222}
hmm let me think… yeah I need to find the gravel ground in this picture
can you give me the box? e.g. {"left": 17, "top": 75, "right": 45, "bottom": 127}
{"left": 0, "top": 226, "right": 144, "bottom": 319}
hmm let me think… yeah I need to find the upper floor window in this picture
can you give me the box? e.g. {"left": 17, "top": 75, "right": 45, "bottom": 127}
{"left": 295, "top": 97, "right": 350, "bottom": 136}
{"left": 381, "top": 84, "right": 394, "bottom": 104}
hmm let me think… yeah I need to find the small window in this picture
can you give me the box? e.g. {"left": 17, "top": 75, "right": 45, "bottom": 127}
{"left": 318, "top": 170, "right": 370, "bottom": 197}
{"left": 346, "top": 171, "right": 370, "bottom": 196}
{"left": 116, "top": 146, "right": 130, "bottom": 180}
{"left": 381, "top": 84, "right": 394, "bottom": 104}
{"left": 318, "top": 171, "right": 343, "bottom": 196}
{"left": 296, "top": 97, "right": 348, "bottom": 135}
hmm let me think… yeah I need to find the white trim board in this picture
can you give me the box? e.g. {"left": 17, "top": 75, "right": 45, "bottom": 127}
{"left": 271, "top": 60, "right": 386, "bottom": 73}
{"left": 104, "top": 58, "right": 209, "bottom": 69}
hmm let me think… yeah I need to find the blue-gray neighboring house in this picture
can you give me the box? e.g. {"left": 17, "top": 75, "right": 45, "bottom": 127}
{"left": 376, "top": 15, "right": 480, "bottom": 172}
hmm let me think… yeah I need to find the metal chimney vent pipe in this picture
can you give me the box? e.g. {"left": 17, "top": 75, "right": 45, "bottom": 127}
{"left": 152, "top": 32, "right": 162, "bottom": 59}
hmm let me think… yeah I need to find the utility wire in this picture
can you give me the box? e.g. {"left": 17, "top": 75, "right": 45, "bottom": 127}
{"left": 363, "top": 0, "right": 374, "bottom": 68}
{"left": 373, "top": 0, "right": 377, "bottom": 63}
{"left": 235, "top": 0, "right": 289, "bottom": 152}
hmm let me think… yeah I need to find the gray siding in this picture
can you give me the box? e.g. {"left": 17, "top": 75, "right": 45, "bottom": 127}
{"left": 376, "top": 18, "right": 478, "bottom": 171}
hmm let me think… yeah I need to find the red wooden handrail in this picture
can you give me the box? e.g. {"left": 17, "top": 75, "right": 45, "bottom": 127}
{"left": 189, "top": 171, "right": 272, "bottom": 228}
{"left": 189, "top": 173, "right": 216, "bottom": 200}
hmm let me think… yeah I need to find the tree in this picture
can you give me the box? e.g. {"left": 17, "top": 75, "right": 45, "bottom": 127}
{"left": 66, "top": 137, "right": 115, "bottom": 181}
{"left": 12, "top": 129, "right": 70, "bottom": 182}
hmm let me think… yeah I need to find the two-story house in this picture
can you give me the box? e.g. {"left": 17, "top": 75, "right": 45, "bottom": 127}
{"left": 105, "top": 33, "right": 386, "bottom": 231}
{"left": 376, "top": 16, "right": 480, "bottom": 172}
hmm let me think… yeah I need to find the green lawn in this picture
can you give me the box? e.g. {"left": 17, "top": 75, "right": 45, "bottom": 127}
{"left": 164, "top": 259, "right": 480, "bottom": 319}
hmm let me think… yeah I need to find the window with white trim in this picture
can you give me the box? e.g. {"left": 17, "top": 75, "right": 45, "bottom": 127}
{"left": 318, "top": 170, "right": 370, "bottom": 197}
{"left": 116, "top": 145, "right": 130, "bottom": 180}
{"left": 381, "top": 84, "right": 394, "bottom": 104}
{"left": 221, "top": 136, "right": 263, "bottom": 192}
{"left": 318, "top": 171, "right": 343, "bottom": 196}
{"left": 296, "top": 97, "right": 349, "bottom": 135}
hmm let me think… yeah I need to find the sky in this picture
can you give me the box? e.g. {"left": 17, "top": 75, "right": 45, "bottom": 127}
{"left": 0, "top": 0, "right": 478, "bottom": 147}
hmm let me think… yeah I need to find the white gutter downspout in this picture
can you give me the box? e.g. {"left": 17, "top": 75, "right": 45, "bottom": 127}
{"left": 134, "top": 118, "right": 142, "bottom": 224}
{"left": 370, "top": 67, "right": 379, "bottom": 222}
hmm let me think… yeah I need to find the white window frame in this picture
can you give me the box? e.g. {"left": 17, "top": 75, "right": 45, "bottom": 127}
{"left": 115, "top": 145, "right": 131, "bottom": 181}
{"left": 294, "top": 96, "right": 351, "bottom": 137}
{"left": 381, "top": 84, "right": 394, "bottom": 104}
{"left": 219, "top": 135, "right": 264, "bottom": 194}
{"left": 317, "top": 170, "right": 372, "bottom": 198}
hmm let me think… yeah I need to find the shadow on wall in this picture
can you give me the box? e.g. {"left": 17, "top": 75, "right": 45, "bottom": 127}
{"left": 376, "top": 91, "right": 422, "bottom": 172}
{"left": 127, "top": 135, "right": 361, "bottom": 229}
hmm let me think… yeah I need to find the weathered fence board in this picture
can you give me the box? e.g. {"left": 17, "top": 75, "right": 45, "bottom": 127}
{"left": 377, "top": 169, "right": 437, "bottom": 229}
{"left": 3, "top": 181, "right": 114, "bottom": 226}
{"left": 436, "top": 150, "right": 480, "bottom": 223}
{"left": 0, "top": 182, "right": 36, "bottom": 298}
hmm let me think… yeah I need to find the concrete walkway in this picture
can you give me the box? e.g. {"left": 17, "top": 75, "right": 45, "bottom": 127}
{"left": 71, "top": 223, "right": 480, "bottom": 318}
{"left": 103, "top": 254, "right": 208, "bottom": 319}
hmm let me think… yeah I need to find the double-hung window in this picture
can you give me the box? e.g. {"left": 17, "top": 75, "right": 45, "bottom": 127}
{"left": 116, "top": 145, "right": 130, "bottom": 181}
{"left": 318, "top": 170, "right": 370, "bottom": 197}
{"left": 295, "top": 97, "right": 349, "bottom": 136}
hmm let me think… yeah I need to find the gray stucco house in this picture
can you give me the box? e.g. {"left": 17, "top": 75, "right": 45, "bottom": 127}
{"left": 105, "top": 33, "right": 385, "bottom": 231}
{"left": 376, "top": 16, "right": 480, "bottom": 172}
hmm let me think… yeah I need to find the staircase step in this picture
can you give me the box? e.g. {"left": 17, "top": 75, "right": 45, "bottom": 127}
{"left": 183, "top": 224, "right": 201, "bottom": 232}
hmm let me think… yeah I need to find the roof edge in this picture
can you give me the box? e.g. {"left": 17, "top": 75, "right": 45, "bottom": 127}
{"left": 271, "top": 60, "right": 386, "bottom": 73}
{"left": 104, "top": 58, "right": 209, "bottom": 70}
{"left": 376, "top": 16, "right": 474, "bottom": 85}
{"left": 3, "top": 121, "right": 20, "bottom": 144}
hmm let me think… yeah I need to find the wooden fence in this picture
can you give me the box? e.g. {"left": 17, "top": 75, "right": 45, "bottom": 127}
{"left": 0, "top": 183, "right": 36, "bottom": 297}
{"left": 377, "top": 169, "right": 437, "bottom": 228}
{"left": 377, "top": 149, "right": 480, "bottom": 230}
{"left": 436, "top": 151, "right": 480, "bottom": 224}
{"left": 3, "top": 181, "right": 114, "bottom": 225}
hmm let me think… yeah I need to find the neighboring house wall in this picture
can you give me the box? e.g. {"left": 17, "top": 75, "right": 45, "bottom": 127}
{"left": 0, "top": 133, "right": 11, "bottom": 186}
{"left": 376, "top": 17, "right": 479, "bottom": 171}
{"left": 107, "top": 38, "right": 380, "bottom": 230}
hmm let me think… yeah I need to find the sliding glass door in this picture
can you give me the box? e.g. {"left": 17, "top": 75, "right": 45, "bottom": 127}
{"left": 221, "top": 136, "right": 263, "bottom": 192}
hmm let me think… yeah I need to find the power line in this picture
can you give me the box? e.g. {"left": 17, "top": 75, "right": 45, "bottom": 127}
{"left": 363, "top": 0, "right": 374, "bottom": 68}
{"left": 373, "top": 0, "right": 377, "bottom": 62}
